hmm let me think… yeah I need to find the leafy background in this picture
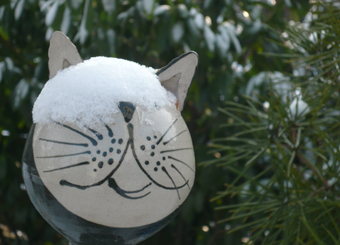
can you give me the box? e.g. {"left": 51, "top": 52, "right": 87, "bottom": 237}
{"left": 0, "top": 0, "right": 314, "bottom": 244}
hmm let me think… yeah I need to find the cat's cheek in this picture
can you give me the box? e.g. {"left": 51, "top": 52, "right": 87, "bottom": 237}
{"left": 32, "top": 119, "right": 128, "bottom": 187}
{"left": 132, "top": 107, "right": 196, "bottom": 192}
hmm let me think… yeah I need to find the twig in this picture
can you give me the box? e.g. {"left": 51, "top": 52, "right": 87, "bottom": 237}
{"left": 296, "top": 152, "right": 329, "bottom": 188}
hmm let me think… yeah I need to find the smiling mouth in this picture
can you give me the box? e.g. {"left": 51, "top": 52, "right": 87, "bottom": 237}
{"left": 108, "top": 178, "right": 152, "bottom": 199}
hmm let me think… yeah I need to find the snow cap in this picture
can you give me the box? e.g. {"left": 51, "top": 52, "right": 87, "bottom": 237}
{"left": 32, "top": 31, "right": 198, "bottom": 128}
{"left": 33, "top": 56, "right": 178, "bottom": 127}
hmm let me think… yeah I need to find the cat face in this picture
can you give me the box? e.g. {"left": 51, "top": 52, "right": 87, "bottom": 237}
{"left": 27, "top": 32, "right": 198, "bottom": 228}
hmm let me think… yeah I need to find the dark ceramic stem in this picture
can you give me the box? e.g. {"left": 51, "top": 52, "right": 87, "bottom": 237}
{"left": 69, "top": 240, "right": 136, "bottom": 245}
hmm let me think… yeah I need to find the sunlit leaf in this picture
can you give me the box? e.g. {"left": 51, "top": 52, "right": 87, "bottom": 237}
{"left": 172, "top": 22, "right": 184, "bottom": 43}
{"left": 14, "top": 79, "right": 29, "bottom": 108}
{"left": 14, "top": 0, "right": 24, "bottom": 20}
{"left": 204, "top": 24, "right": 215, "bottom": 52}
{"left": 45, "top": 26, "right": 54, "bottom": 41}
{"left": 154, "top": 4, "right": 170, "bottom": 16}
{"left": 75, "top": 0, "right": 90, "bottom": 44}
{"left": 194, "top": 12, "right": 204, "bottom": 30}
{"left": 60, "top": 6, "right": 71, "bottom": 34}
{"left": 45, "top": 0, "right": 59, "bottom": 26}
{"left": 227, "top": 28, "right": 241, "bottom": 54}
{"left": 217, "top": 25, "right": 230, "bottom": 49}
{"left": 106, "top": 29, "right": 115, "bottom": 55}
{"left": 0, "top": 62, "right": 4, "bottom": 83}
{"left": 71, "top": 0, "right": 81, "bottom": 9}
{"left": 177, "top": 4, "right": 188, "bottom": 18}
{"left": 187, "top": 17, "right": 200, "bottom": 37}
{"left": 204, "top": 0, "right": 212, "bottom": 9}
{"left": 142, "top": 0, "right": 154, "bottom": 15}
{"left": 101, "top": 0, "right": 115, "bottom": 14}
{"left": 216, "top": 34, "right": 229, "bottom": 57}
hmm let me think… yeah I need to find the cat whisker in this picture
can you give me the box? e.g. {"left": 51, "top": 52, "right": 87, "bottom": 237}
{"left": 161, "top": 166, "right": 180, "bottom": 200}
{"left": 59, "top": 131, "right": 132, "bottom": 190}
{"left": 43, "top": 161, "right": 90, "bottom": 172}
{"left": 55, "top": 122, "right": 98, "bottom": 146}
{"left": 39, "top": 138, "right": 88, "bottom": 147}
{"left": 171, "top": 164, "right": 190, "bottom": 190}
{"left": 163, "top": 130, "right": 187, "bottom": 145}
{"left": 168, "top": 156, "right": 194, "bottom": 172}
{"left": 98, "top": 119, "right": 114, "bottom": 138}
{"left": 160, "top": 148, "right": 193, "bottom": 153}
{"left": 156, "top": 119, "right": 178, "bottom": 145}
{"left": 84, "top": 126, "right": 103, "bottom": 140}
{"left": 104, "top": 124, "right": 114, "bottom": 137}
{"left": 36, "top": 151, "right": 91, "bottom": 158}
{"left": 73, "top": 119, "right": 103, "bottom": 140}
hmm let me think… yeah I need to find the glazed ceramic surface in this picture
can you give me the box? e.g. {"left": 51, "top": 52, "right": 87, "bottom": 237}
{"left": 31, "top": 104, "right": 195, "bottom": 228}
{"left": 22, "top": 31, "right": 198, "bottom": 244}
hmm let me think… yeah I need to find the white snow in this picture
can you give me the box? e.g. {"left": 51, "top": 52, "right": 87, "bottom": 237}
{"left": 172, "top": 23, "right": 184, "bottom": 43}
{"left": 32, "top": 57, "right": 177, "bottom": 127}
{"left": 288, "top": 88, "right": 310, "bottom": 120}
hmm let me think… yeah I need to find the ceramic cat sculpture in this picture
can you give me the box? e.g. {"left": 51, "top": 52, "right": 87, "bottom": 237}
{"left": 22, "top": 31, "right": 198, "bottom": 245}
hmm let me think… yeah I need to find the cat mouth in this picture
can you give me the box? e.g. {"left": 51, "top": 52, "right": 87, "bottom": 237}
{"left": 108, "top": 178, "right": 152, "bottom": 199}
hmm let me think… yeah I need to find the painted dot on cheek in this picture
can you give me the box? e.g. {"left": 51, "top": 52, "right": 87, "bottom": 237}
{"left": 118, "top": 139, "right": 123, "bottom": 144}
{"left": 154, "top": 167, "right": 158, "bottom": 171}
{"left": 117, "top": 149, "right": 121, "bottom": 154}
{"left": 94, "top": 169, "right": 97, "bottom": 172}
{"left": 154, "top": 135, "right": 157, "bottom": 139}
{"left": 103, "top": 152, "right": 107, "bottom": 157}
{"left": 147, "top": 136, "right": 151, "bottom": 141}
{"left": 151, "top": 152, "right": 154, "bottom": 157}
{"left": 109, "top": 148, "right": 113, "bottom": 152}
{"left": 151, "top": 145, "right": 155, "bottom": 149}
{"left": 111, "top": 139, "right": 116, "bottom": 144}
{"left": 156, "top": 161, "right": 161, "bottom": 166}
{"left": 97, "top": 150, "right": 100, "bottom": 154}
{"left": 98, "top": 161, "right": 103, "bottom": 168}
{"left": 145, "top": 161, "right": 149, "bottom": 165}
{"left": 140, "top": 145, "right": 145, "bottom": 150}
{"left": 108, "top": 159, "right": 114, "bottom": 165}
{"left": 92, "top": 157, "right": 96, "bottom": 162}
{"left": 162, "top": 157, "right": 166, "bottom": 161}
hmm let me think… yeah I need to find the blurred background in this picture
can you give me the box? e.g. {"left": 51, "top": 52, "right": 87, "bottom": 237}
{"left": 0, "top": 0, "right": 320, "bottom": 244}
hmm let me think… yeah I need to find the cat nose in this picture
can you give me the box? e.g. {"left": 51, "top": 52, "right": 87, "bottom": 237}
{"left": 119, "top": 102, "right": 136, "bottom": 123}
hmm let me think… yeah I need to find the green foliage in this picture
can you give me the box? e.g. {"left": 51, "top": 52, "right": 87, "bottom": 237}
{"left": 205, "top": 1, "right": 340, "bottom": 244}
{"left": 0, "top": 0, "right": 310, "bottom": 244}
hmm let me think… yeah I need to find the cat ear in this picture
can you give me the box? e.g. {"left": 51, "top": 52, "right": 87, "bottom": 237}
{"left": 157, "top": 52, "right": 198, "bottom": 111}
{"left": 48, "top": 31, "right": 83, "bottom": 79}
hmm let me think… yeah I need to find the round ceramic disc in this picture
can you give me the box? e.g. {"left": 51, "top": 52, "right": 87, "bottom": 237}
{"left": 32, "top": 107, "right": 195, "bottom": 228}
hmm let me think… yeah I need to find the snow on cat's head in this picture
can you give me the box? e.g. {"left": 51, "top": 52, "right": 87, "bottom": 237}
{"left": 32, "top": 57, "right": 177, "bottom": 128}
